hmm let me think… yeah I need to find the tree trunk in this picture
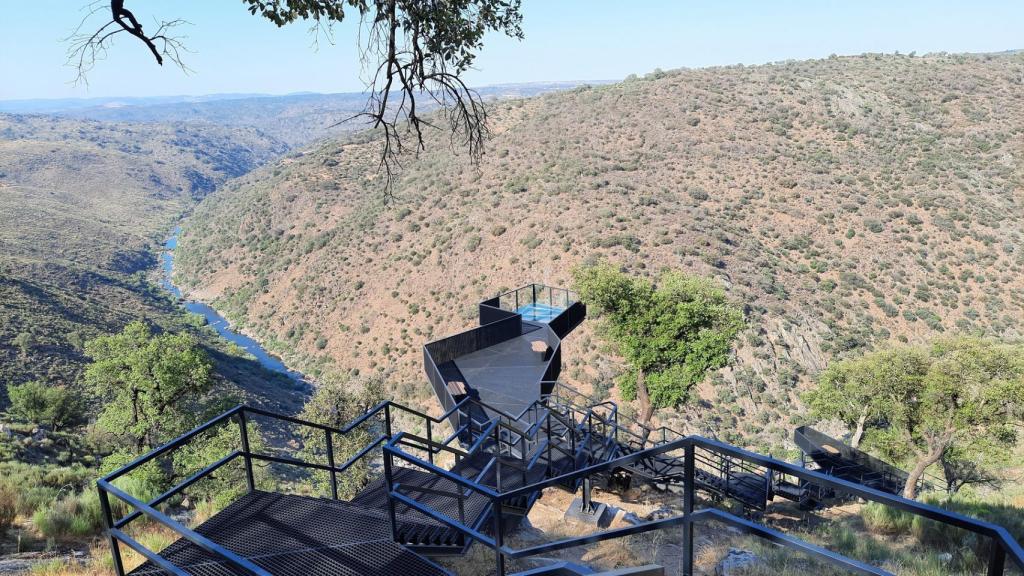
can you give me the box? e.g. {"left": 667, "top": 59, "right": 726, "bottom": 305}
{"left": 850, "top": 410, "right": 868, "bottom": 449}
{"left": 636, "top": 368, "right": 654, "bottom": 427}
{"left": 903, "top": 447, "right": 944, "bottom": 499}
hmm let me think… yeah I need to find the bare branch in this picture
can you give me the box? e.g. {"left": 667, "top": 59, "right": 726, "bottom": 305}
{"left": 66, "top": 1, "right": 191, "bottom": 86}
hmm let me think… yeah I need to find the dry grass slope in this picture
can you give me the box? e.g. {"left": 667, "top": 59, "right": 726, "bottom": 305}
{"left": 176, "top": 52, "right": 1024, "bottom": 452}
{"left": 0, "top": 113, "right": 288, "bottom": 397}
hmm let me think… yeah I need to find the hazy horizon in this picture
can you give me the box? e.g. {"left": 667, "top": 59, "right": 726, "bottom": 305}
{"left": 3, "top": 0, "right": 1023, "bottom": 101}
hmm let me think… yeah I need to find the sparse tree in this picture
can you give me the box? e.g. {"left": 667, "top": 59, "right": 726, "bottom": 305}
{"left": 12, "top": 331, "right": 33, "bottom": 359}
{"left": 573, "top": 263, "right": 744, "bottom": 428}
{"left": 807, "top": 337, "right": 1024, "bottom": 499}
{"left": 807, "top": 348, "right": 929, "bottom": 448}
{"left": 84, "top": 321, "right": 214, "bottom": 452}
{"left": 66, "top": 0, "right": 525, "bottom": 194}
{"left": 298, "top": 373, "right": 386, "bottom": 498}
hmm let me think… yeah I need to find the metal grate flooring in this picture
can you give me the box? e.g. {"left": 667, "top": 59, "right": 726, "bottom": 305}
{"left": 127, "top": 491, "right": 451, "bottom": 576}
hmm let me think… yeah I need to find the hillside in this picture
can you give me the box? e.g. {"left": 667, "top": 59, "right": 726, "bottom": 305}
{"left": 0, "top": 114, "right": 291, "bottom": 402}
{"left": 46, "top": 83, "right": 603, "bottom": 147}
{"left": 175, "top": 51, "right": 1024, "bottom": 452}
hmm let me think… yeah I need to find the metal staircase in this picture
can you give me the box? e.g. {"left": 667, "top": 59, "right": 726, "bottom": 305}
{"left": 98, "top": 284, "right": 1024, "bottom": 576}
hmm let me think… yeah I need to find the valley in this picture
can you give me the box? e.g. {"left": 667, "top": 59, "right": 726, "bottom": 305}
{"left": 174, "top": 51, "right": 1024, "bottom": 454}
{"left": 2, "top": 47, "right": 1024, "bottom": 576}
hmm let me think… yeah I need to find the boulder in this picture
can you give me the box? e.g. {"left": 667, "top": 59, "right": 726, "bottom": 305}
{"left": 715, "top": 548, "right": 765, "bottom": 576}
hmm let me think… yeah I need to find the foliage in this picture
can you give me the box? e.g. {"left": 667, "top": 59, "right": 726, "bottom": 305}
{"left": 809, "top": 337, "right": 1024, "bottom": 498}
{"left": 863, "top": 493, "right": 1024, "bottom": 568}
{"left": 6, "top": 380, "right": 83, "bottom": 430}
{"left": 32, "top": 475, "right": 161, "bottom": 540}
{"left": 573, "top": 263, "right": 743, "bottom": 424}
{"left": 0, "top": 482, "right": 15, "bottom": 534}
{"left": 171, "top": 420, "right": 266, "bottom": 508}
{"left": 298, "top": 373, "right": 385, "bottom": 499}
{"left": 806, "top": 348, "right": 930, "bottom": 448}
{"left": 84, "top": 321, "right": 214, "bottom": 452}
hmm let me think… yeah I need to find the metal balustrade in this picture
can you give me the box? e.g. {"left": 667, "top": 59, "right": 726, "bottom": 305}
{"left": 100, "top": 284, "right": 1024, "bottom": 576}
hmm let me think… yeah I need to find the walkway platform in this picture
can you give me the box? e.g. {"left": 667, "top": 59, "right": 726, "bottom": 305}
{"left": 453, "top": 326, "right": 550, "bottom": 417}
{"left": 127, "top": 491, "right": 451, "bottom": 576}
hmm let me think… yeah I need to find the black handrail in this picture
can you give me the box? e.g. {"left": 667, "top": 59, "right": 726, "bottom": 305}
{"left": 383, "top": 395, "right": 1024, "bottom": 576}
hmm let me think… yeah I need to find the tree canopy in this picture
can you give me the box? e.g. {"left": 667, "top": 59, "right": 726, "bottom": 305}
{"left": 298, "top": 373, "right": 385, "bottom": 498}
{"left": 84, "top": 320, "right": 214, "bottom": 452}
{"left": 808, "top": 337, "right": 1024, "bottom": 498}
{"left": 68, "top": 0, "right": 525, "bottom": 193}
{"left": 573, "top": 263, "right": 744, "bottom": 426}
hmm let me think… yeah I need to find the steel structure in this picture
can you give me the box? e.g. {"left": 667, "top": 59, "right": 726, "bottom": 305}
{"left": 100, "top": 285, "right": 1024, "bottom": 575}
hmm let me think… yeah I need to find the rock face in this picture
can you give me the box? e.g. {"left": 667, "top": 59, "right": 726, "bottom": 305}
{"left": 715, "top": 548, "right": 765, "bottom": 576}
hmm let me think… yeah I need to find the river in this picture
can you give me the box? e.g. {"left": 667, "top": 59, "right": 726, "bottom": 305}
{"left": 160, "top": 227, "right": 307, "bottom": 383}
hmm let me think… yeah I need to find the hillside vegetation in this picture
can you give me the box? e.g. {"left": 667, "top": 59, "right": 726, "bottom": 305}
{"left": 56, "top": 83, "right": 599, "bottom": 148}
{"left": 175, "top": 51, "right": 1024, "bottom": 451}
{"left": 0, "top": 114, "right": 288, "bottom": 397}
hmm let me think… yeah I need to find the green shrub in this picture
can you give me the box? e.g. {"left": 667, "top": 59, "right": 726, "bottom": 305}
{"left": 6, "top": 381, "right": 84, "bottom": 430}
{"left": 0, "top": 482, "right": 16, "bottom": 533}
{"left": 32, "top": 475, "right": 161, "bottom": 539}
{"left": 33, "top": 491, "right": 103, "bottom": 538}
{"left": 862, "top": 501, "right": 913, "bottom": 534}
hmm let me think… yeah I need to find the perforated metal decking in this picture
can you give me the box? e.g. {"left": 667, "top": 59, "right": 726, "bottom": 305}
{"left": 127, "top": 491, "right": 451, "bottom": 576}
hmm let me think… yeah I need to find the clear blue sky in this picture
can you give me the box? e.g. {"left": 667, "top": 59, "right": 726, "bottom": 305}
{"left": 2, "top": 0, "right": 1022, "bottom": 100}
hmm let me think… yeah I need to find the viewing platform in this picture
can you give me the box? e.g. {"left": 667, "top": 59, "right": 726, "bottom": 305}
{"left": 98, "top": 283, "right": 1024, "bottom": 576}
{"left": 424, "top": 284, "right": 585, "bottom": 426}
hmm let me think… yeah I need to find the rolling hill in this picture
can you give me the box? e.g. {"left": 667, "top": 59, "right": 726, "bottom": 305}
{"left": 174, "top": 51, "right": 1024, "bottom": 451}
{"left": 0, "top": 114, "right": 293, "bottom": 405}
{"left": 34, "top": 83, "right": 606, "bottom": 148}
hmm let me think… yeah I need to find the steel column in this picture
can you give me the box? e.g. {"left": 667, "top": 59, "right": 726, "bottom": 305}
{"left": 237, "top": 411, "right": 255, "bottom": 493}
{"left": 99, "top": 487, "right": 125, "bottom": 576}
{"left": 989, "top": 544, "right": 1006, "bottom": 576}
{"left": 494, "top": 500, "right": 507, "bottom": 576}
{"left": 682, "top": 443, "right": 696, "bottom": 576}
{"left": 383, "top": 450, "right": 400, "bottom": 543}
{"left": 325, "top": 429, "right": 338, "bottom": 500}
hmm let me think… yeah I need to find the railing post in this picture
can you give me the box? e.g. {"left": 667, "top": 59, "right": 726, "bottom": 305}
{"left": 426, "top": 416, "right": 434, "bottom": 466}
{"left": 385, "top": 403, "right": 393, "bottom": 438}
{"left": 383, "top": 449, "right": 400, "bottom": 543}
{"left": 493, "top": 498, "right": 507, "bottom": 576}
{"left": 494, "top": 426, "right": 503, "bottom": 491}
{"left": 325, "top": 429, "right": 338, "bottom": 500}
{"left": 683, "top": 442, "right": 695, "bottom": 576}
{"left": 98, "top": 487, "right": 125, "bottom": 576}
{"left": 988, "top": 543, "right": 1006, "bottom": 576}
{"left": 546, "top": 411, "right": 553, "bottom": 478}
{"left": 237, "top": 410, "right": 255, "bottom": 493}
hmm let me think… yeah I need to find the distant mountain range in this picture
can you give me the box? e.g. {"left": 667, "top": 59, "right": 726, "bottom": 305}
{"left": 0, "top": 82, "right": 611, "bottom": 146}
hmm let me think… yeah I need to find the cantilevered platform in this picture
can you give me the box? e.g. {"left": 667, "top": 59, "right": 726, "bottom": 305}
{"left": 128, "top": 491, "right": 451, "bottom": 576}
{"left": 453, "top": 325, "right": 550, "bottom": 416}
{"left": 424, "top": 284, "right": 586, "bottom": 431}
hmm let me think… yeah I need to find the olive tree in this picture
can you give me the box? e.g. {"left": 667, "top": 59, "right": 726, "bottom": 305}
{"left": 84, "top": 320, "right": 214, "bottom": 452}
{"left": 573, "top": 263, "right": 744, "bottom": 428}
{"left": 808, "top": 337, "right": 1024, "bottom": 499}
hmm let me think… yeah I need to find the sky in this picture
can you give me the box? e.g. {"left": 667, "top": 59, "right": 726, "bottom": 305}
{"left": 2, "top": 0, "right": 1023, "bottom": 101}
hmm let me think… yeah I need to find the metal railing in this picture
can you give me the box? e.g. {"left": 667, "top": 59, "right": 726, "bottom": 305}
{"left": 96, "top": 397, "right": 483, "bottom": 576}
{"left": 481, "top": 285, "right": 585, "bottom": 339}
{"left": 382, "top": 384, "right": 1024, "bottom": 576}
{"left": 99, "top": 386, "right": 1024, "bottom": 576}
{"left": 386, "top": 430, "right": 1024, "bottom": 576}
{"left": 423, "top": 312, "right": 524, "bottom": 430}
